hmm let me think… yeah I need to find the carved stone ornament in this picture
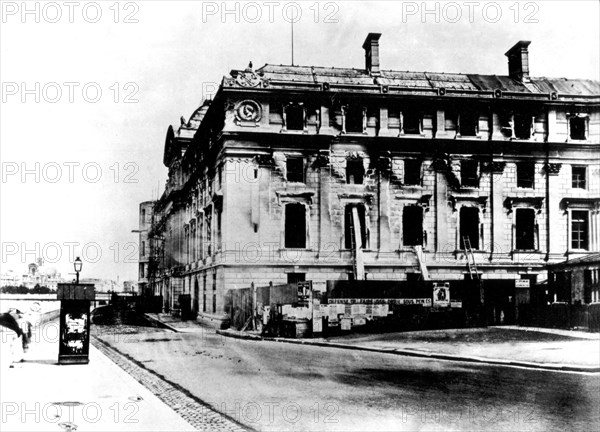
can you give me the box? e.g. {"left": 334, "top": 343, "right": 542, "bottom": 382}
{"left": 544, "top": 163, "right": 562, "bottom": 176}
{"left": 235, "top": 100, "right": 262, "bottom": 122}
{"left": 235, "top": 71, "right": 262, "bottom": 88}
{"left": 254, "top": 154, "right": 274, "bottom": 167}
{"left": 481, "top": 161, "right": 506, "bottom": 173}
{"left": 312, "top": 152, "right": 330, "bottom": 169}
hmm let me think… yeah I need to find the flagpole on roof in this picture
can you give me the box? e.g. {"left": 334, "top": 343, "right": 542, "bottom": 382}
{"left": 291, "top": 18, "right": 294, "bottom": 66}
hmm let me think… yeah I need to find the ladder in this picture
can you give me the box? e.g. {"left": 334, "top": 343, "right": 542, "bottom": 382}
{"left": 413, "top": 245, "right": 430, "bottom": 281}
{"left": 349, "top": 206, "right": 365, "bottom": 280}
{"left": 462, "top": 236, "right": 479, "bottom": 281}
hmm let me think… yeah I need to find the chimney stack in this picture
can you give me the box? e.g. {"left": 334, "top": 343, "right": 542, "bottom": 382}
{"left": 505, "top": 40, "right": 531, "bottom": 82}
{"left": 363, "top": 33, "right": 382, "bottom": 76}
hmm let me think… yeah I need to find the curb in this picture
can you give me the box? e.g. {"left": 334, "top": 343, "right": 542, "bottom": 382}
{"left": 216, "top": 329, "right": 600, "bottom": 374}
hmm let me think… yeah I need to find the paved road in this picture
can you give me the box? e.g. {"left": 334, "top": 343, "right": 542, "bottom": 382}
{"left": 97, "top": 328, "right": 600, "bottom": 431}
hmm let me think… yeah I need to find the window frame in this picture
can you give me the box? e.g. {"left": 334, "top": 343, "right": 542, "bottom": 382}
{"left": 286, "top": 156, "right": 305, "bottom": 183}
{"left": 570, "top": 210, "right": 589, "bottom": 251}
{"left": 402, "top": 205, "right": 424, "bottom": 247}
{"left": 460, "top": 160, "right": 479, "bottom": 188}
{"left": 346, "top": 158, "right": 365, "bottom": 185}
{"left": 569, "top": 115, "right": 588, "bottom": 141}
{"left": 403, "top": 159, "right": 422, "bottom": 186}
{"left": 514, "top": 208, "right": 537, "bottom": 251}
{"left": 571, "top": 166, "right": 587, "bottom": 190}
{"left": 516, "top": 161, "right": 535, "bottom": 189}
{"left": 284, "top": 202, "right": 307, "bottom": 249}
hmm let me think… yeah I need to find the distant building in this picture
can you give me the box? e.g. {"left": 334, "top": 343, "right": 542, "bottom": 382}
{"left": 123, "top": 280, "right": 139, "bottom": 293}
{"left": 1, "top": 262, "right": 64, "bottom": 290}
{"left": 137, "top": 201, "right": 155, "bottom": 296}
{"left": 142, "top": 34, "right": 599, "bottom": 327}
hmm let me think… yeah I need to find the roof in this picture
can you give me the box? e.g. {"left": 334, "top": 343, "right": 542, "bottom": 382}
{"left": 548, "top": 253, "right": 600, "bottom": 269}
{"left": 241, "top": 64, "right": 600, "bottom": 96}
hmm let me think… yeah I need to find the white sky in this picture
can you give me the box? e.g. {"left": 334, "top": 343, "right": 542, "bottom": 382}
{"left": 1, "top": 0, "right": 599, "bottom": 282}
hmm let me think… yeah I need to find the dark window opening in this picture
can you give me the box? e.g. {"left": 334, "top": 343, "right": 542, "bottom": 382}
{"left": 514, "top": 112, "right": 532, "bottom": 139}
{"left": 285, "top": 203, "right": 306, "bottom": 248}
{"left": 571, "top": 211, "right": 589, "bottom": 250}
{"left": 286, "top": 105, "right": 304, "bottom": 131}
{"left": 584, "top": 270, "right": 593, "bottom": 304}
{"left": 286, "top": 157, "right": 304, "bottom": 183}
{"left": 345, "top": 106, "right": 364, "bottom": 133}
{"left": 404, "top": 159, "right": 421, "bottom": 186}
{"left": 554, "top": 272, "right": 572, "bottom": 303}
{"left": 461, "top": 160, "right": 479, "bottom": 187}
{"left": 572, "top": 166, "right": 587, "bottom": 189}
{"left": 570, "top": 117, "right": 586, "bottom": 140}
{"left": 202, "top": 275, "right": 207, "bottom": 312}
{"left": 517, "top": 162, "right": 535, "bottom": 188}
{"left": 346, "top": 159, "right": 364, "bottom": 184}
{"left": 141, "top": 241, "right": 146, "bottom": 256}
{"left": 516, "top": 208, "right": 535, "bottom": 250}
{"left": 287, "top": 273, "right": 306, "bottom": 284}
{"left": 460, "top": 207, "right": 480, "bottom": 250}
{"left": 403, "top": 111, "right": 421, "bottom": 134}
{"left": 459, "top": 112, "right": 478, "bottom": 136}
{"left": 344, "top": 205, "right": 367, "bottom": 249}
{"left": 403, "top": 205, "right": 423, "bottom": 246}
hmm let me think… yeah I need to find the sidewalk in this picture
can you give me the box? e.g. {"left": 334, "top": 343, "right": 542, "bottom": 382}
{"left": 217, "top": 326, "right": 600, "bottom": 373}
{"left": 1, "top": 320, "right": 195, "bottom": 432}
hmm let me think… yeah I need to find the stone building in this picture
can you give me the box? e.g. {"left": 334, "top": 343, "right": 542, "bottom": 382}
{"left": 144, "top": 34, "right": 599, "bottom": 327}
{"left": 137, "top": 201, "right": 155, "bottom": 296}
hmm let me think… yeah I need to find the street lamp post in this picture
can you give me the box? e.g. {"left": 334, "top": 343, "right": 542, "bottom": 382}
{"left": 74, "top": 257, "right": 82, "bottom": 284}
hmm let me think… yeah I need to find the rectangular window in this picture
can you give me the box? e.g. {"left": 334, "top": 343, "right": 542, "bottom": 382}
{"left": 516, "top": 162, "right": 535, "bottom": 189}
{"left": 345, "top": 106, "right": 364, "bottom": 133}
{"left": 285, "top": 105, "right": 304, "bottom": 131}
{"left": 570, "top": 117, "right": 586, "bottom": 140}
{"left": 459, "top": 111, "right": 478, "bottom": 136}
{"left": 346, "top": 159, "right": 364, "bottom": 184}
{"left": 461, "top": 160, "right": 478, "bottom": 187}
{"left": 344, "top": 205, "right": 367, "bottom": 249}
{"left": 402, "top": 111, "right": 421, "bottom": 134}
{"left": 513, "top": 112, "right": 532, "bottom": 140}
{"left": 286, "top": 157, "right": 304, "bottom": 183}
{"left": 572, "top": 166, "right": 587, "bottom": 189}
{"left": 571, "top": 211, "right": 589, "bottom": 250}
{"left": 584, "top": 270, "right": 592, "bottom": 304}
{"left": 460, "top": 207, "right": 479, "bottom": 250}
{"left": 287, "top": 273, "right": 306, "bottom": 284}
{"left": 285, "top": 203, "right": 306, "bottom": 248}
{"left": 212, "top": 273, "right": 217, "bottom": 314}
{"left": 202, "top": 275, "right": 207, "bottom": 312}
{"left": 403, "top": 205, "right": 423, "bottom": 246}
{"left": 404, "top": 159, "right": 421, "bottom": 186}
{"left": 515, "top": 208, "right": 535, "bottom": 250}
{"left": 141, "top": 241, "right": 146, "bottom": 256}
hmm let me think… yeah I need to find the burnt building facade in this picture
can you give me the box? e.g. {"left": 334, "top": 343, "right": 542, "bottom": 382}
{"left": 143, "top": 34, "right": 599, "bottom": 327}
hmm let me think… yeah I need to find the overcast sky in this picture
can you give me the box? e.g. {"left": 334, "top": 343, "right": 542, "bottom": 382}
{"left": 1, "top": 1, "right": 598, "bottom": 282}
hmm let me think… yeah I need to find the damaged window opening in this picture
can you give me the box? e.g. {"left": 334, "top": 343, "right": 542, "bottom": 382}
{"left": 517, "top": 162, "right": 535, "bottom": 189}
{"left": 572, "top": 166, "right": 587, "bottom": 189}
{"left": 344, "top": 205, "right": 367, "bottom": 249}
{"left": 514, "top": 112, "right": 532, "bottom": 139}
{"left": 459, "top": 111, "right": 478, "bottom": 136}
{"left": 403, "top": 205, "right": 423, "bottom": 246}
{"left": 570, "top": 116, "right": 586, "bottom": 140}
{"left": 460, "top": 207, "right": 479, "bottom": 250}
{"left": 571, "top": 210, "right": 589, "bottom": 250}
{"left": 345, "top": 106, "right": 364, "bottom": 133}
{"left": 286, "top": 105, "right": 304, "bottom": 131}
{"left": 346, "top": 159, "right": 365, "bottom": 184}
{"left": 286, "top": 157, "right": 304, "bottom": 183}
{"left": 515, "top": 208, "right": 535, "bottom": 250}
{"left": 402, "top": 111, "right": 421, "bottom": 134}
{"left": 284, "top": 203, "right": 306, "bottom": 248}
{"left": 287, "top": 273, "right": 306, "bottom": 284}
{"left": 461, "top": 160, "right": 479, "bottom": 188}
{"left": 404, "top": 159, "right": 421, "bottom": 186}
